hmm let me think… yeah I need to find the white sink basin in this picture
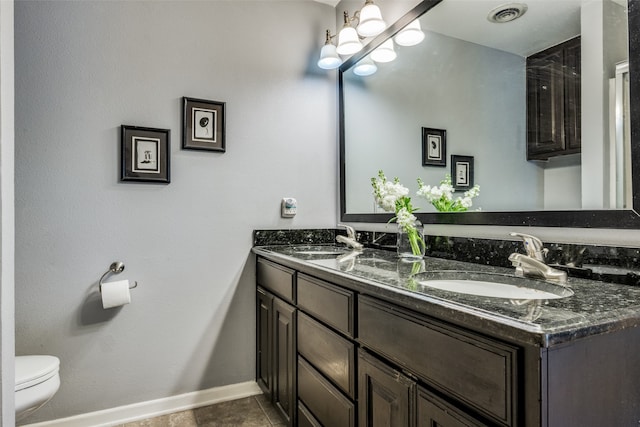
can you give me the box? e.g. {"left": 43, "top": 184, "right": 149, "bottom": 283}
{"left": 416, "top": 271, "right": 574, "bottom": 300}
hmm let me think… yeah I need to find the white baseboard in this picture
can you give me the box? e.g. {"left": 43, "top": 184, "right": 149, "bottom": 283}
{"left": 22, "top": 381, "right": 262, "bottom": 427}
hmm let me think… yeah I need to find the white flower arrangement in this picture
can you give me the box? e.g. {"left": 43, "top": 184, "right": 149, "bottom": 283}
{"left": 417, "top": 174, "right": 480, "bottom": 212}
{"left": 371, "top": 170, "right": 425, "bottom": 256}
{"left": 370, "top": 171, "right": 481, "bottom": 257}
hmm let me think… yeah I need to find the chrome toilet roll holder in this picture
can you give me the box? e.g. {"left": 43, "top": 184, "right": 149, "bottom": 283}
{"left": 99, "top": 261, "right": 138, "bottom": 292}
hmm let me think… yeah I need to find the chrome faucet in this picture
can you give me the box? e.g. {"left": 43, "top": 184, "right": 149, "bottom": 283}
{"left": 509, "top": 232, "right": 567, "bottom": 284}
{"left": 336, "top": 224, "right": 364, "bottom": 251}
{"left": 510, "top": 232, "right": 548, "bottom": 261}
{"left": 509, "top": 253, "right": 568, "bottom": 284}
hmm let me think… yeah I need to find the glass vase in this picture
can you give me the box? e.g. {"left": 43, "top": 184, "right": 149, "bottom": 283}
{"left": 397, "top": 220, "right": 425, "bottom": 259}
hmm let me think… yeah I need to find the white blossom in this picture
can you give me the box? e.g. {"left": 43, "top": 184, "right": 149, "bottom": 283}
{"left": 460, "top": 197, "right": 472, "bottom": 208}
{"left": 416, "top": 175, "right": 480, "bottom": 212}
{"left": 396, "top": 207, "right": 416, "bottom": 228}
{"left": 371, "top": 171, "right": 410, "bottom": 213}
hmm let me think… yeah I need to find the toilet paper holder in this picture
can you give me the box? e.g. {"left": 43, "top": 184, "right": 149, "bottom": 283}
{"left": 99, "top": 261, "right": 138, "bottom": 292}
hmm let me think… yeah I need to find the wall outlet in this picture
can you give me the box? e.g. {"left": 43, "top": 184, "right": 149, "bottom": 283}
{"left": 281, "top": 198, "right": 297, "bottom": 218}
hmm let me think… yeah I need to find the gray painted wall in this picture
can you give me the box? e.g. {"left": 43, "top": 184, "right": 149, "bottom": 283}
{"left": 1, "top": 1, "right": 15, "bottom": 425}
{"left": 15, "top": 0, "right": 336, "bottom": 423}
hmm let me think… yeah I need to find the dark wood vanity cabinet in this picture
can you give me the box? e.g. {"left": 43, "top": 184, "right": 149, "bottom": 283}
{"left": 256, "top": 259, "right": 297, "bottom": 426}
{"left": 527, "top": 37, "right": 581, "bottom": 160}
{"left": 256, "top": 257, "right": 493, "bottom": 427}
{"left": 256, "top": 255, "right": 640, "bottom": 426}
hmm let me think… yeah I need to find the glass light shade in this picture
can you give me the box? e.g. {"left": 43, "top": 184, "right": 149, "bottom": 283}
{"left": 317, "top": 44, "right": 343, "bottom": 70}
{"left": 357, "top": 4, "right": 386, "bottom": 37}
{"left": 336, "top": 26, "right": 363, "bottom": 55}
{"left": 394, "top": 19, "right": 425, "bottom": 46}
{"left": 370, "top": 39, "right": 396, "bottom": 63}
{"left": 353, "top": 57, "right": 377, "bottom": 76}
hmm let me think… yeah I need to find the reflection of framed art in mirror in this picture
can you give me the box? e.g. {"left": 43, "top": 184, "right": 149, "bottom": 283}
{"left": 451, "top": 155, "right": 474, "bottom": 191}
{"left": 422, "top": 127, "right": 446, "bottom": 167}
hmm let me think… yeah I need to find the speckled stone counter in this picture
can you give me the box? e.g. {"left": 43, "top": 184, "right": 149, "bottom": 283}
{"left": 252, "top": 244, "right": 640, "bottom": 347}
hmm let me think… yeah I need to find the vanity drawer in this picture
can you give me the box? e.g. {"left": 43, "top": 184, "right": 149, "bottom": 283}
{"left": 297, "top": 273, "right": 354, "bottom": 337}
{"left": 257, "top": 258, "right": 295, "bottom": 304}
{"left": 297, "top": 312, "right": 356, "bottom": 399}
{"left": 358, "top": 296, "right": 518, "bottom": 426}
{"left": 298, "top": 356, "right": 355, "bottom": 427}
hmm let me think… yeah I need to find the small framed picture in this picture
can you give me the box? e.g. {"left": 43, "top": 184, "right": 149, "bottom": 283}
{"left": 451, "top": 155, "right": 474, "bottom": 191}
{"left": 182, "top": 97, "right": 226, "bottom": 152}
{"left": 422, "top": 127, "right": 446, "bottom": 167}
{"left": 121, "top": 125, "right": 170, "bottom": 183}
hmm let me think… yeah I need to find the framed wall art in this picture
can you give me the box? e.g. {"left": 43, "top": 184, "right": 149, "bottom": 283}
{"left": 422, "top": 127, "right": 446, "bottom": 167}
{"left": 451, "top": 155, "right": 474, "bottom": 191}
{"left": 120, "top": 125, "right": 170, "bottom": 183}
{"left": 182, "top": 97, "right": 226, "bottom": 152}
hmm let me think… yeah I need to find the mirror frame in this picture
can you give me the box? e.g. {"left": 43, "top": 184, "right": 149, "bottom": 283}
{"left": 339, "top": 0, "right": 640, "bottom": 228}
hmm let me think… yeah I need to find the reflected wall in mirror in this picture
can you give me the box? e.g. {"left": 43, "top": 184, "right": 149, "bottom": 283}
{"left": 340, "top": 0, "right": 640, "bottom": 228}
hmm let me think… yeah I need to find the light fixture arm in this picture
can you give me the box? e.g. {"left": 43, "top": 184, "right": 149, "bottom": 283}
{"left": 343, "top": 10, "right": 361, "bottom": 28}
{"left": 324, "top": 29, "right": 337, "bottom": 45}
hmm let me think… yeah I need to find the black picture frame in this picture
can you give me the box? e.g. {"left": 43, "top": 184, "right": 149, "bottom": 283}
{"left": 120, "top": 125, "right": 170, "bottom": 183}
{"left": 422, "top": 127, "right": 446, "bottom": 166}
{"left": 182, "top": 97, "right": 226, "bottom": 152}
{"left": 451, "top": 155, "right": 474, "bottom": 191}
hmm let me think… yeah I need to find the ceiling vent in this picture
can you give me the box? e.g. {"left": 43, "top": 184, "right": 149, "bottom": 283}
{"left": 487, "top": 3, "right": 528, "bottom": 23}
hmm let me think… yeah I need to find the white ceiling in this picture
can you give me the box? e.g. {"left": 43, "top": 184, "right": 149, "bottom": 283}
{"left": 422, "top": 0, "right": 585, "bottom": 57}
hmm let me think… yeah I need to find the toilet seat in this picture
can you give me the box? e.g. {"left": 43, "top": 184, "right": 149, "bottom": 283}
{"left": 15, "top": 355, "right": 60, "bottom": 391}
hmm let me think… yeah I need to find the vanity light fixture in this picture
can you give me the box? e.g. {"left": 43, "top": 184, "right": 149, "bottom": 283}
{"left": 394, "top": 19, "right": 425, "bottom": 46}
{"left": 317, "top": 1, "right": 390, "bottom": 70}
{"left": 353, "top": 56, "right": 377, "bottom": 76}
{"left": 317, "top": 30, "right": 343, "bottom": 70}
{"left": 336, "top": 11, "right": 364, "bottom": 55}
{"left": 370, "top": 39, "right": 397, "bottom": 63}
{"left": 356, "top": 0, "right": 387, "bottom": 38}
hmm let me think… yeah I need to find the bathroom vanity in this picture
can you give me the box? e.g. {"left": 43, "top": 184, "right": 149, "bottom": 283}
{"left": 253, "top": 244, "right": 640, "bottom": 427}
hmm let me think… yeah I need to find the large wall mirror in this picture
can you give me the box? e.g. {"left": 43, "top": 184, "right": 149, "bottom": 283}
{"left": 340, "top": 0, "right": 640, "bottom": 228}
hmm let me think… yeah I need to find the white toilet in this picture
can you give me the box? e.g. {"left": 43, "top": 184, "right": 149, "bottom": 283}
{"left": 15, "top": 355, "right": 60, "bottom": 422}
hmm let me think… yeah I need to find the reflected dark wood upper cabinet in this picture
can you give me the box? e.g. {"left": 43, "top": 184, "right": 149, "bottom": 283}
{"left": 527, "top": 37, "right": 581, "bottom": 160}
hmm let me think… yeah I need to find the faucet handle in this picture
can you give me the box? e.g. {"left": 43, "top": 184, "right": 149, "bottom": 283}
{"left": 510, "top": 232, "right": 547, "bottom": 261}
{"left": 338, "top": 224, "right": 356, "bottom": 239}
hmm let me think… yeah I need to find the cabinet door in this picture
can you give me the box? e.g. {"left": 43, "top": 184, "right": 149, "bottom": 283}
{"left": 256, "top": 288, "right": 273, "bottom": 396}
{"left": 527, "top": 48, "right": 565, "bottom": 159}
{"left": 563, "top": 37, "right": 581, "bottom": 151}
{"left": 526, "top": 37, "right": 581, "bottom": 160}
{"left": 358, "top": 349, "right": 416, "bottom": 427}
{"left": 417, "top": 387, "right": 487, "bottom": 427}
{"left": 273, "top": 297, "right": 296, "bottom": 426}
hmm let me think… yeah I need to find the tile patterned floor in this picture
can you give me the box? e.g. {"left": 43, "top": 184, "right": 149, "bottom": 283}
{"left": 119, "top": 394, "right": 286, "bottom": 427}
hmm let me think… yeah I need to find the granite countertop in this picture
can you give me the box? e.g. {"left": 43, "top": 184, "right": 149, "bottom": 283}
{"left": 253, "top": 244, "right": 640, "bottom": 347}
